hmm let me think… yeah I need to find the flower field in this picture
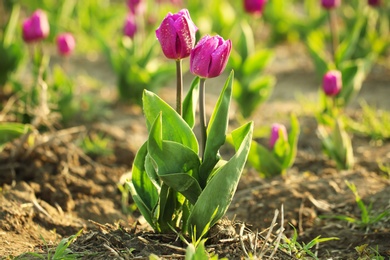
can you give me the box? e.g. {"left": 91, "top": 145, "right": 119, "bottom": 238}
{"left": 0, "top": 0, "right": 389, "bottom": 259}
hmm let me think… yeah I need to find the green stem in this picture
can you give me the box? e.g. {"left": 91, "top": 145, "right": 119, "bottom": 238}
{"left": 328, "top": 10, "right": 338, "bottom": 64}
{"left": 176, "top": 59, "right": 183, "bottom": 116}
{"left": 199, "top": 78, "right": 206, "bottom": 160}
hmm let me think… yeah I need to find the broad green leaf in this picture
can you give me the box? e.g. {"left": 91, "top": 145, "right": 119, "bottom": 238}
{"left": 0, "top": 123, "right": 31, "bottom": 151}
{"left": 247, "top": 141, "right": 283, "bottom": 177}
{"left": 127, "top": 143, "right": 158, "bottom": 229}
{"left": 147, "top": 113, "right": 202, "bottom": 204}
{"left": 236, "top": 75, "right": 275, "bottom": 118}
{"left": 242, "top": 49, "right": 273, "bottom": 76}
{"left": 188, "top": 121, "right": 253, "bottom": 239}
{"left": 159, "top": 172, "right": 202, "bottom": 205}
{"left": 182, "top": 77, "right": 200, "bottom": 128}
{"left": 236, "top": 21, "right": 255, "bottom": 61}
{"left": 143, "top": 90, "right": 198, "bottom": 153}
{"left": 199, "top": 71, "right": 233, "bottom": 187}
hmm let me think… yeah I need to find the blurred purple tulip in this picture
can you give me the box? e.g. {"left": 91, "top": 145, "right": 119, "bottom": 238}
{"left": 322, "top": 70, "right": 342, "bottom": 96}
{"left": 321, "top": 0, "right": 340, "bottom": 9}
{"left": 243, "top": 0, "right": 267, "bottom": 15}
{"left": 157, "top": 0, "right": 182, "bottom": 5}
{"left": 368, "top": 0, "right": 381, "bottom": 6}
{"left": 56, "top": 33, "right": 75, "bottom": 56}
{"left": 156, "top": 9, "right": 197, "bottom": 60}
{"left": 22, "top": 9, "right": 50, "bottom": 43}
{"left": 190, "top": 35, "right": 232, "bottom": 78}
{"left": 127, "top": 0, "right": 144, "bottom": 15}
{"left": 269, "top": 123, "right": 288, "bottom": 149}
{"left": 123, "top": 14, "right": 137, "bottom": 38}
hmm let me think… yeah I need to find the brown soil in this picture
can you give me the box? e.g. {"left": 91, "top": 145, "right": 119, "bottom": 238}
{"left": 1, "top": 44, "right": 390, "bottom": 259}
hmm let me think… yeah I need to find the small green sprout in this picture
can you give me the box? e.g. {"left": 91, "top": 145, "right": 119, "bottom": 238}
{"left": 280, "top": 224, "right": 338, "bottom": 260}
{"left": 321, "top": 181, "right": 390, "bottom": 229}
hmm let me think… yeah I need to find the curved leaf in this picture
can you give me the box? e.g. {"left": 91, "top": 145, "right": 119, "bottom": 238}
{"left": 143, "top": 90, "right": 198, "bottom": 153}
{"left": 127, "top": 142, "right": 158, "bottom": 229}
{"left": 188, "top": 121, "right": 253, "bottom": 239}
{"left": 182, "top": 77, "right": 200, "bottom": 129}
{"left": 199, "top": 71, "right": 233, "bottom": 187}
{"left": 147, "top": 113, "right": 202, "bottom": 204}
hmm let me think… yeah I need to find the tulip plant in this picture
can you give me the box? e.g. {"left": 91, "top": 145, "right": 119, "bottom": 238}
{"left": 247, "top": 114, "right": 300, "bottom": 177}
{"left": 316, "top": 70, "right": 355, "bottom": 170}
{"left": 99, "top": 2, "right": 175, "bottom": 105}
{"left": 228, "top": 20, "right": 275, "bottom": 119}
{"left": 126, "top": 9, "right": 253, "bottom": 242}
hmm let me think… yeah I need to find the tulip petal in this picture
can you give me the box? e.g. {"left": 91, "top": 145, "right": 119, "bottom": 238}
{"left": 174, "top": 16, "right": 196, "bottom": 59}
{"left": 156, "top": 17, "right": 179, "bottom": 59}
{"left": 208, "top": 39, "right": 231, "bottom": 78}
{"left": 190, "top": 36, "right": 219, "bottom": 78}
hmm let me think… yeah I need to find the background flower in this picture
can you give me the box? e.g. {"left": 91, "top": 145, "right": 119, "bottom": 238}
{"left": 269, "top": 123, "right": 288, "bottom": 149}
{"left": 123, "top": 14, "right": 137, "bottom": 38}
{"left": 243, "top": 0, "right": 267, "bottom": 15}
{"left": 321, "top": 0, "right": 341, "bottom": 9}
{"left": 22, "top": 9, "right": 50, "bottom": 43}
{"left": 322, "top": 70, "right": 342, "bottom": 97}
{"left": 56, "top": 33, "right": 76, "bottom": 56}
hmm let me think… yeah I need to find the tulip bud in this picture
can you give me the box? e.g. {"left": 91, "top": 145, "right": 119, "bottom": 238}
{"left": 127, "top": 0, "right": 144, "bottom": 15}
{"left": 156, "top": 9, "right": 198, "bottom": 60}
{"left": 56, "top": 33, "right": 75, "bottom": 56}
{"left": 243, "top": 0, "right": 267, "bottom": 15}
{"left": 368, "top": 0, "right": 381, "bottom": 6}
{"left": 269, "top": 123, "right": 288, "bottom": 149}
{"left": 321, "top": 0, "right": 340, "bottom": 9}
{"left": 123, "top": 14, "right": 137, "bottom": 38}
{"left": 190, "top": 35, "right": 232, "bottom": 78}
{"left": 22, "top": 9, "right": 50, "bottom": 43}
{"left": 322, "top": 70, "right": 342, "bottom": 97}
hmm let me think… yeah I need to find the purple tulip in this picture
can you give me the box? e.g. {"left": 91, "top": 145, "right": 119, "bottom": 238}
{"left": 321, "top": 0, "right": 340, "bottom": 9}
{"left": 123, "top": 14, "right": 137, "bottom": 38}
{"left": 155, "top": 9, "right": 197, "bottom": 60}
{"left": 243, "top": 0, "right": 267, "bottom": 15}
{"left": 269, "top": 123, "right": 288, "bottom": 149}
{"left": 368, "top": 0, "right": 381, "bottom": 6}
{"left": 322, "top": 70, "right": 342, "bottom": 97}
{"left": 190, "top": 35, "right": 232, "bottom": 78}
{"left": 22, "top": 9, "right": 50, "bottom": 43}
{"left": 56, "top": 33, "right": 75, "bottom": 56}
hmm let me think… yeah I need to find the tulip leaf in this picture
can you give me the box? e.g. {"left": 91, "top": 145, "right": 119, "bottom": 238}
{"left": 182, "top": 77, "right": 200, "bottom": 129}
{"left": 143, "top": 90, "right": 198, "bottom": 153}
{"left": 188, "top": 121, "right": 253, "bottom": 239}
{"left": 337, "top": 60, "right": 366, "bottom": 106}
{"left": 0, "top": 123, "right": 31, "bottom": 151}
{"left": 305, "top": 31, "right": 330, "bottom": 77}
{"left": 147, "top": 113, "right": 201, "bottom": 204}
{"left": 127, "top": 142, "right": 159, "bottom": 230}
{"left": 199, "top": 71, "right": 233, "bottom": 187}
{"left": 283, "top": 114, "right": 300, "bottom": 169}
{"left": 242, "top": 49, "right": 273, "bottom": 76}
{"left": 159, "top": 173, "right": 202, "bottom": 205}
{"left": 335, "top": 14, "right": 365, "bottom": 66}
{"left": 247, "top": 141, "right": 283, "bottom": 178}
